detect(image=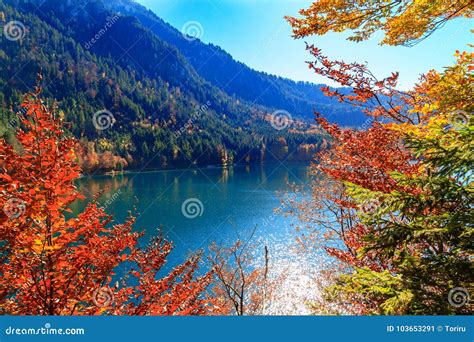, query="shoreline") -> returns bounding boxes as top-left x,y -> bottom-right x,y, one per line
78,160 -> 312,179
